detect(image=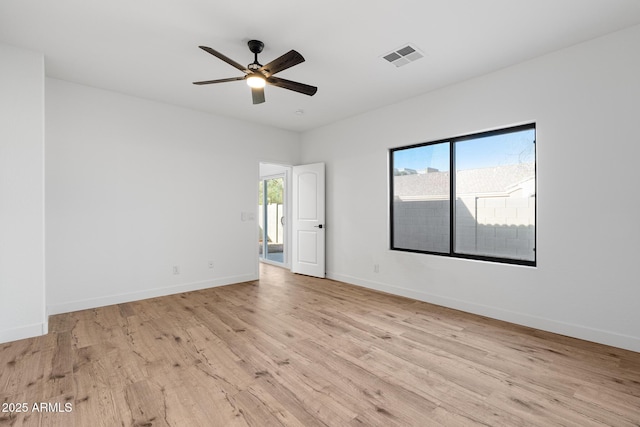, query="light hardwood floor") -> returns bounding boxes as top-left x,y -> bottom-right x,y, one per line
1,264 -> 640,426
